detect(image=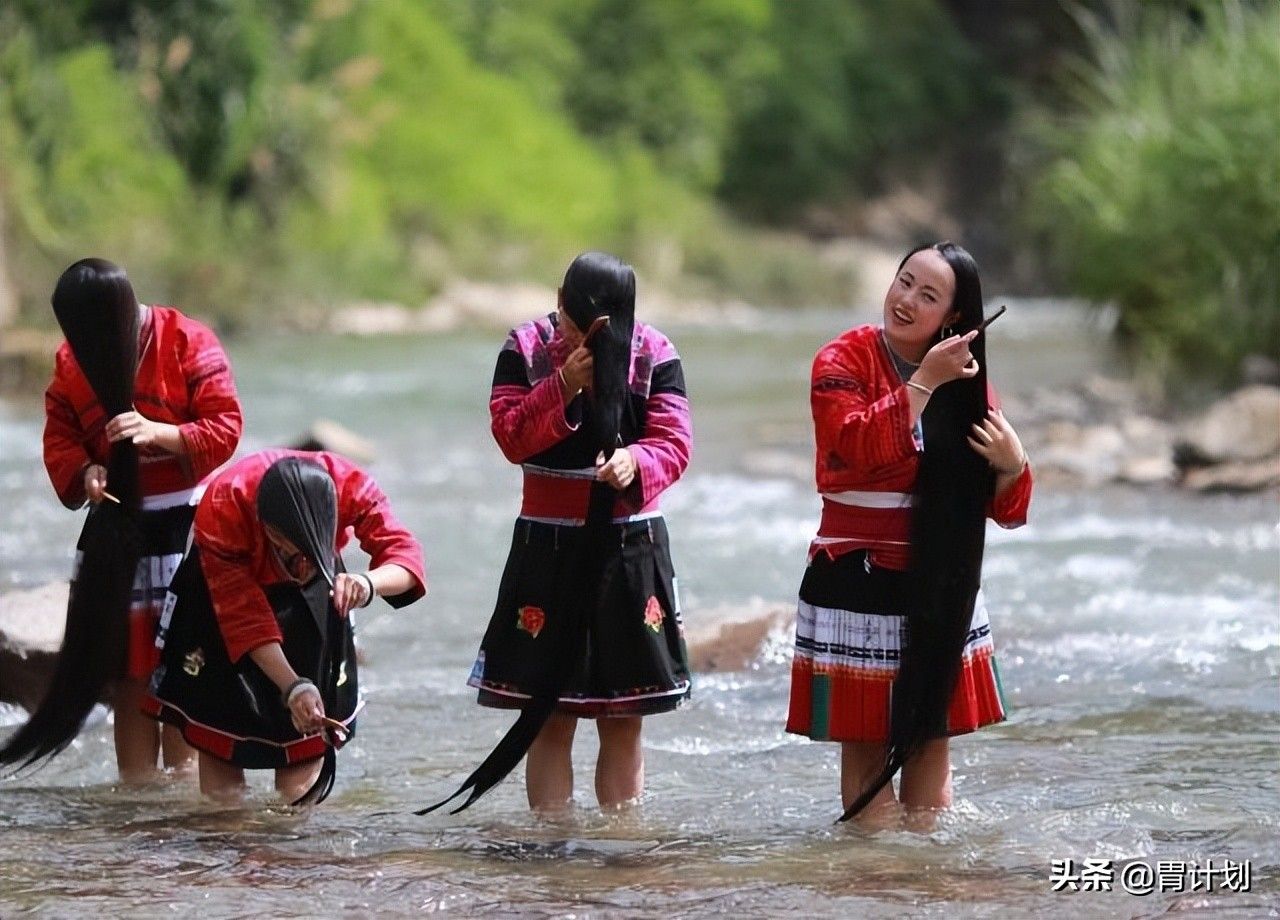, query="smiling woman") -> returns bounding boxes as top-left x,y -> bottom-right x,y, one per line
786,241 -> 1033,829
142,449 -> 427,805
